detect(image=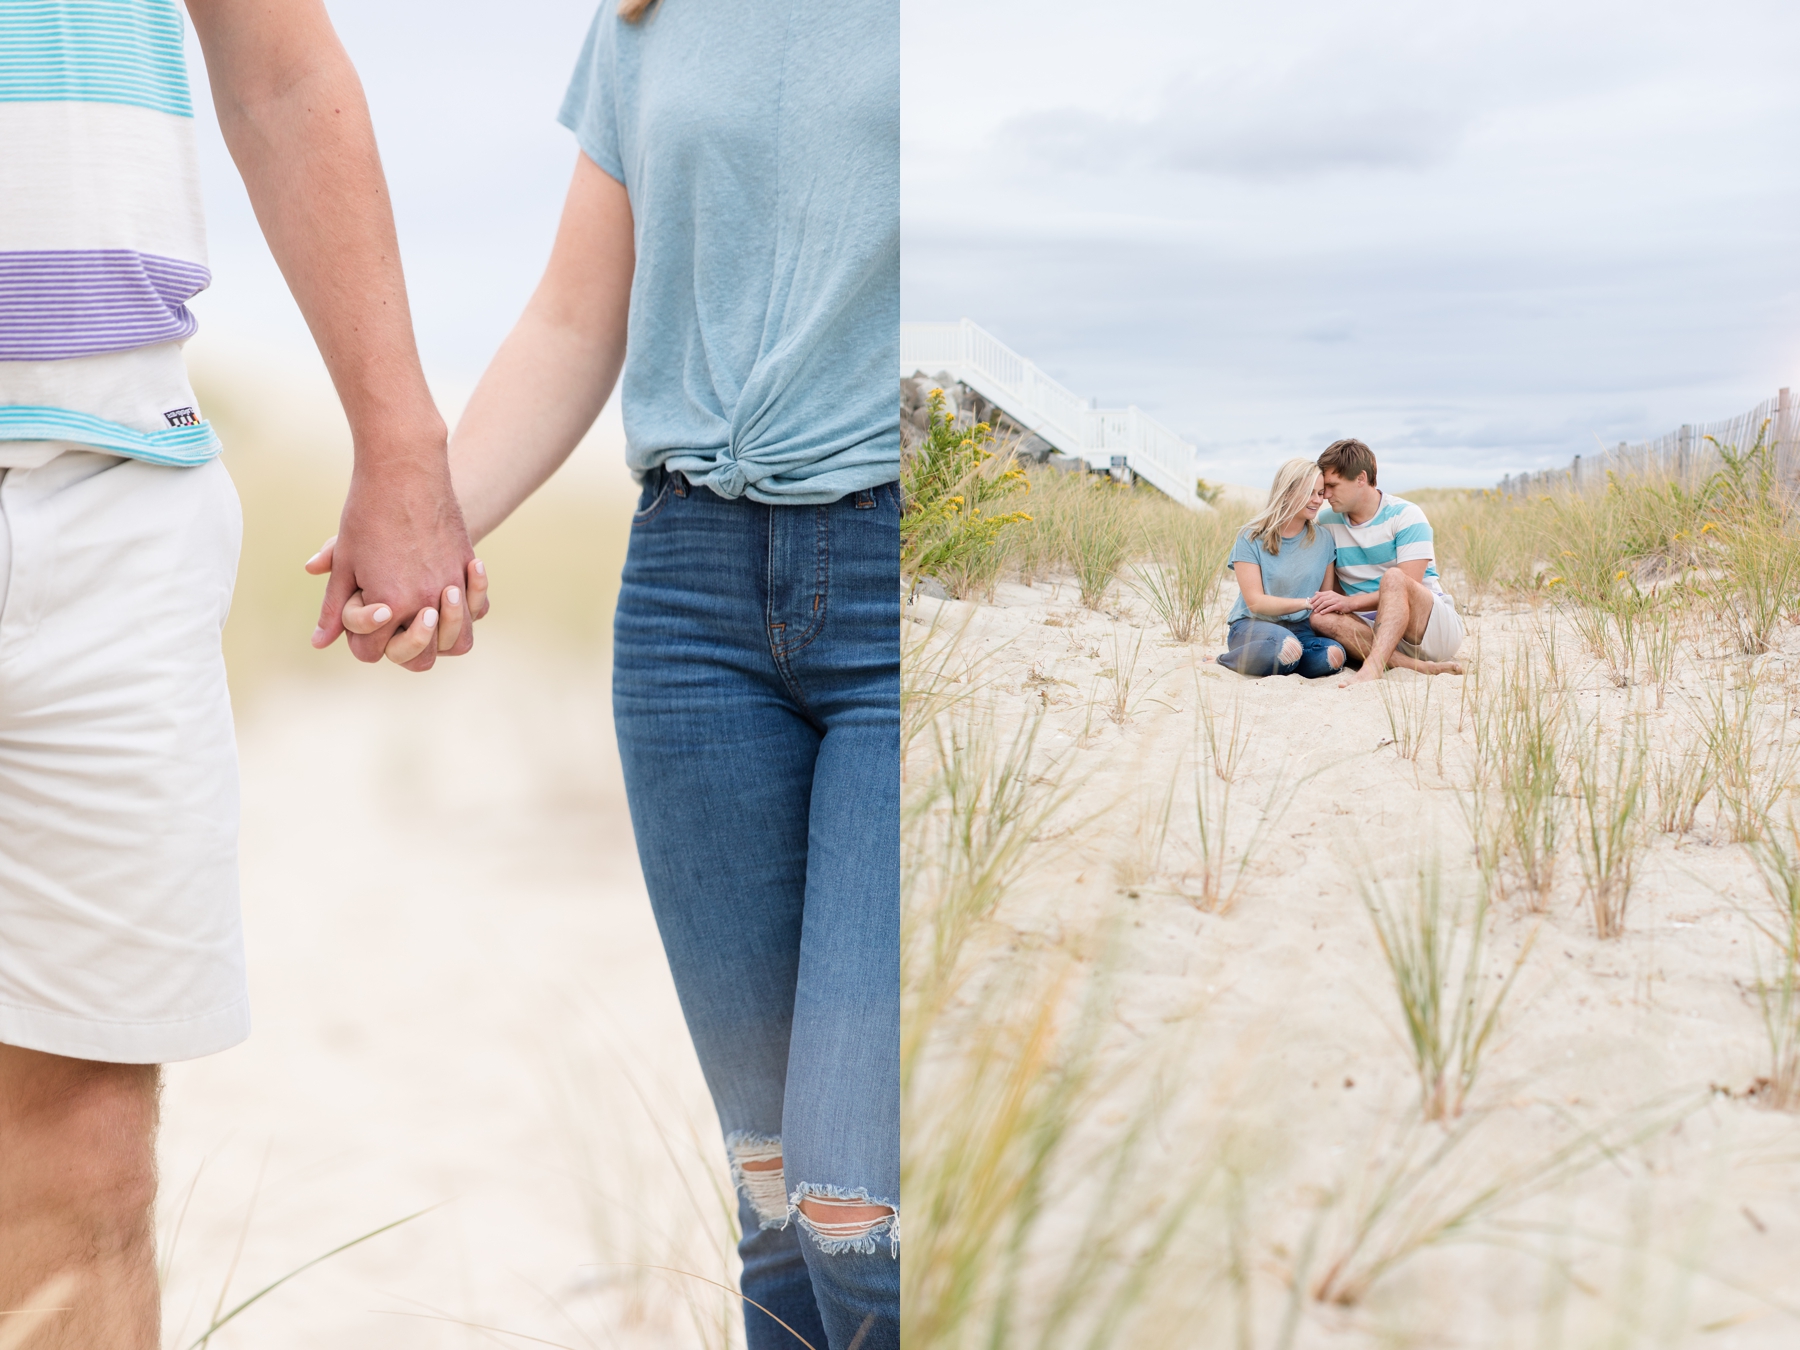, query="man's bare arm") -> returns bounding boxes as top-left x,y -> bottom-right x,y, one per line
1311,558 -> 1427,613
185,0 -> 472,669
